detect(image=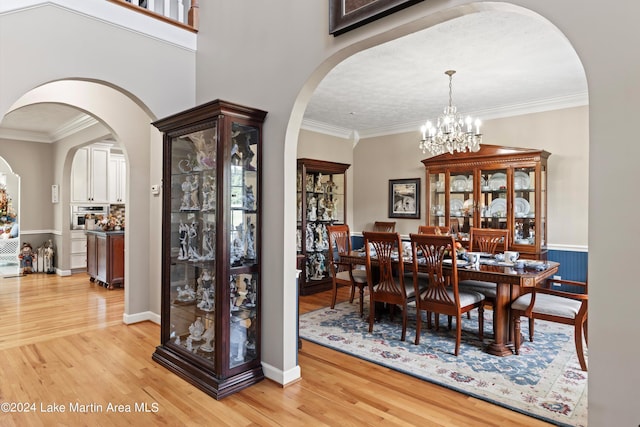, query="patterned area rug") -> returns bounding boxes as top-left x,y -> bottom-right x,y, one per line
299,301 -> 587,427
